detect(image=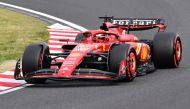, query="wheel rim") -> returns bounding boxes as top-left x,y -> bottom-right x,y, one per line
119,52 -> 136,80
174,39 -> 182,67
175,40 -> 181,61
129,52 -> 136,76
